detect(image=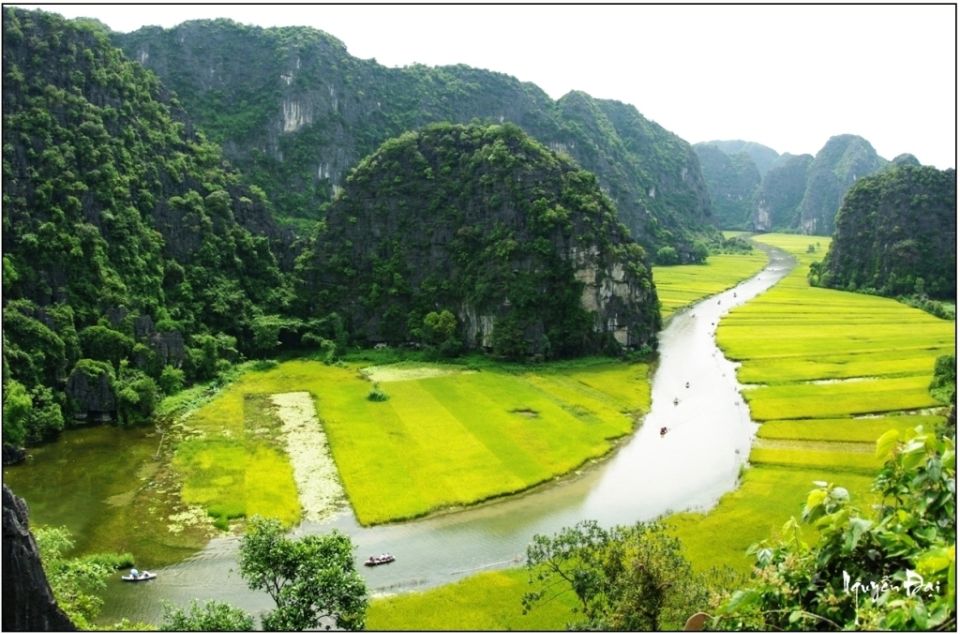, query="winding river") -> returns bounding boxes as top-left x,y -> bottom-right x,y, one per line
99,246 -> 794,624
